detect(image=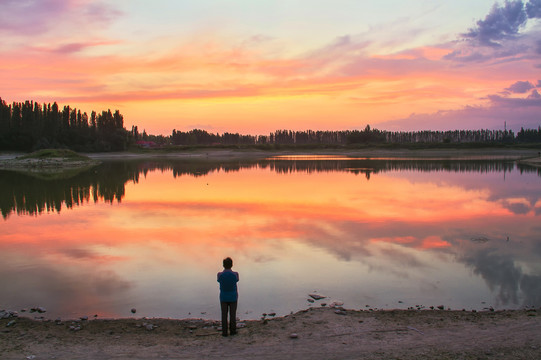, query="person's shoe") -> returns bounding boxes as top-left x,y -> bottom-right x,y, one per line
222,333 -> 228,337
